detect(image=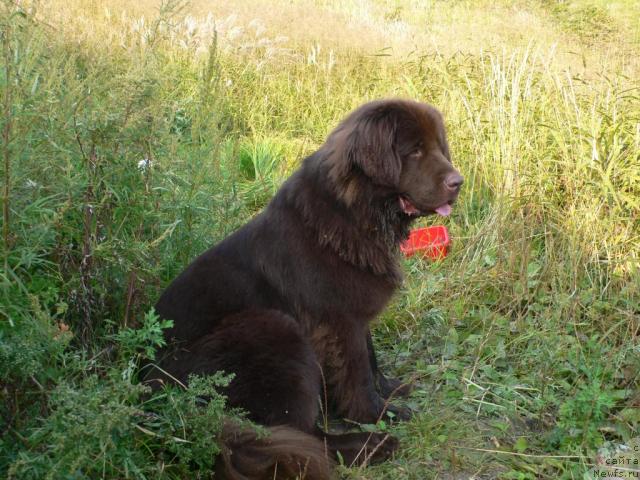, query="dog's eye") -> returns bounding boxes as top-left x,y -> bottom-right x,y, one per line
409,149 -> 423,159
